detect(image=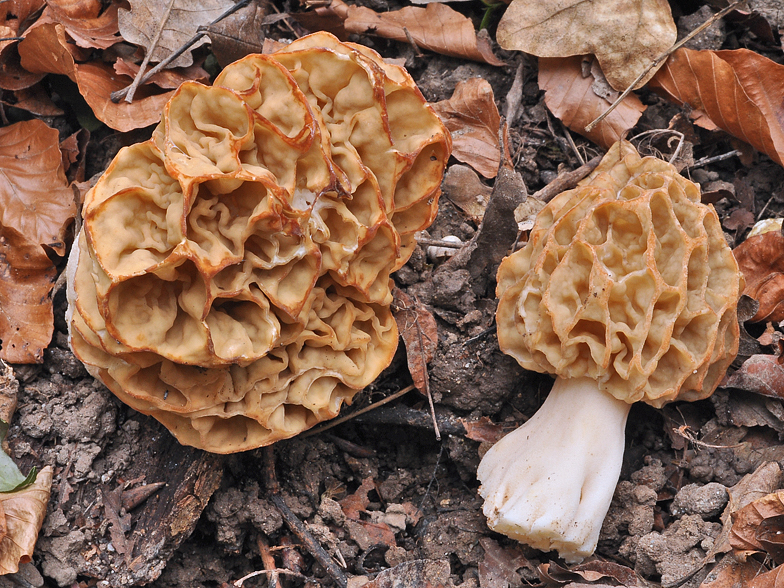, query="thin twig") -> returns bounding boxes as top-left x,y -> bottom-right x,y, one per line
402,27 -> 423,57
111,0 -> 251,103
125,0 -> 176,103
688,150 -> 740,169
532,154 -> 602,202
410,301 -> 440,441
233,568 -> 306,587
256,535 -> 279,588
561,123 -> 585,165
630,129 -> 685,164
263,447 -> 348,588
299,385 -> 416,438
0,37 -> 23,42
585,1 -> 741,133
415,237 -> 463,249
419,443 -> 445,510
